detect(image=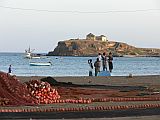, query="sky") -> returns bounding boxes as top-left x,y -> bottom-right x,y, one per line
0,0 -> 160,53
